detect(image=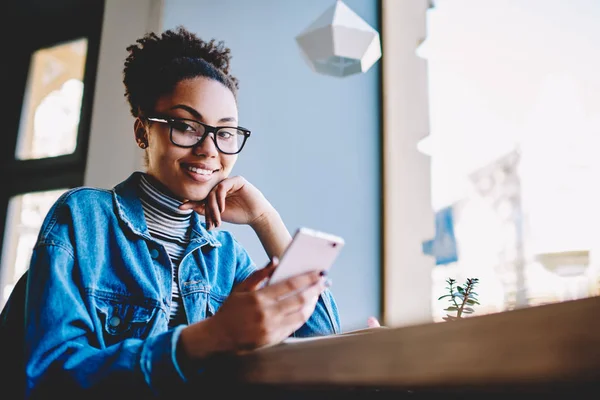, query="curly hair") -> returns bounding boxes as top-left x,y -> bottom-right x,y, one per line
123,25 -> 239,117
